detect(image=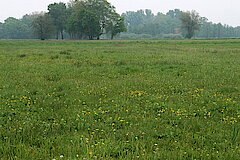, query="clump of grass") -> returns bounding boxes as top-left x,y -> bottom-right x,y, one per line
18,54 -> 27,58
50,55 -> 59,59
65,55 -> 73,59
59,50 -> 71,55
44,74 -> 61,82
232,125 -> 240,144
